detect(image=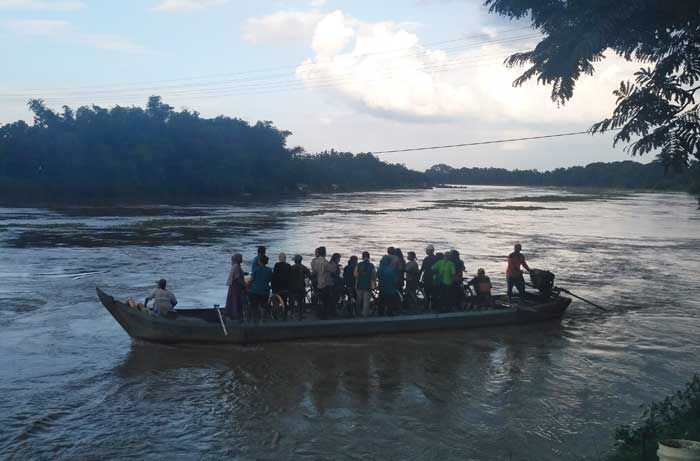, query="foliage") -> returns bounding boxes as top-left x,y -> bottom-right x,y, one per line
484,1 -> 700,182
0,97 -> 427,203
607,374 -> 700,461
425,160 -> 693,190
